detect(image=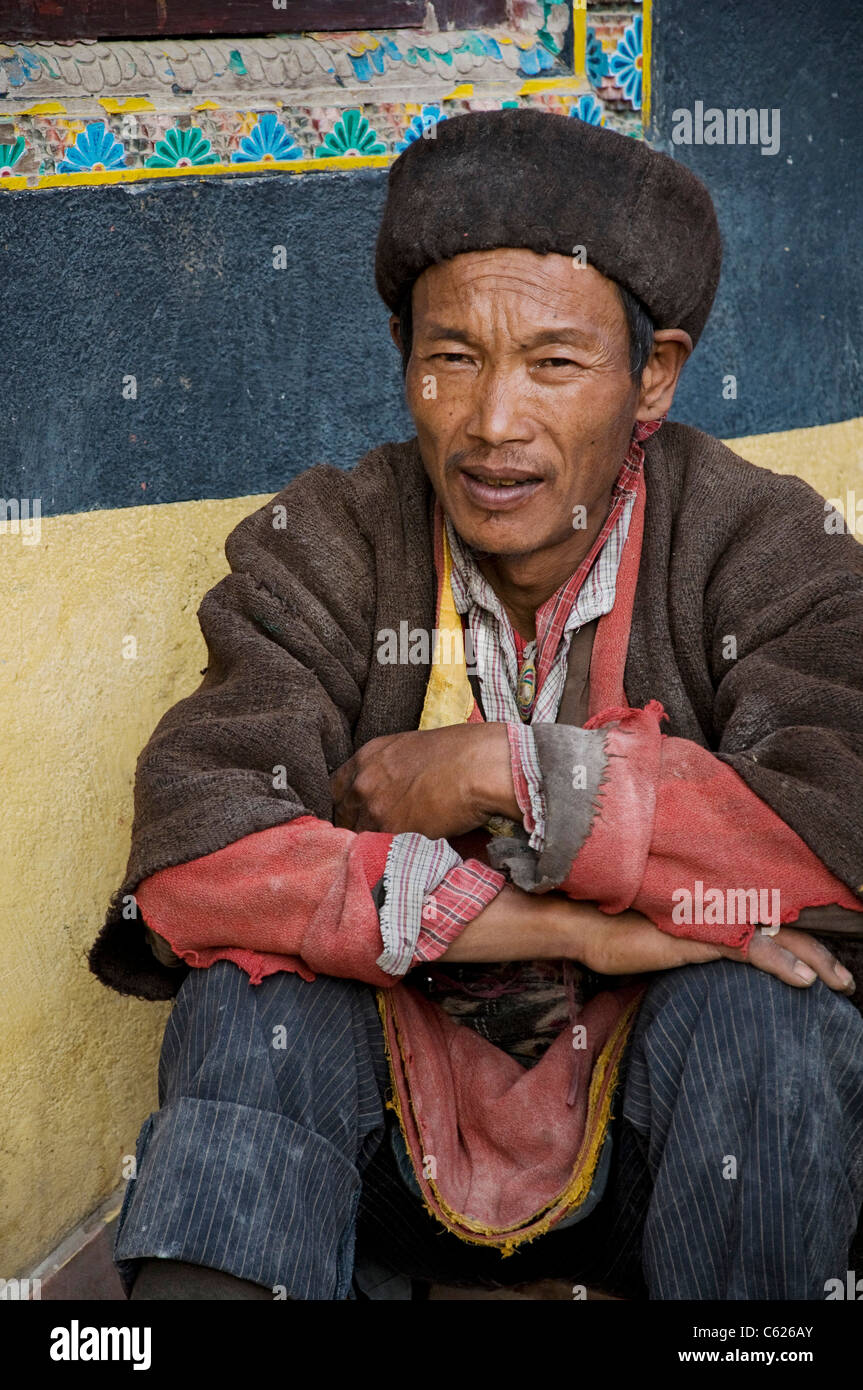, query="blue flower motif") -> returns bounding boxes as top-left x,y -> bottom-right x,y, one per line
517,42 -> 554,77
57,121 -> 126,173
349,46 -> 389,81
570,95 -> 604,127
586,27 -> 608,89
379,36 -> 402,62
395,104 -> 447,152
478,34 -> 502,60
609,14 -> 643,110
232,113 -> 301,163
